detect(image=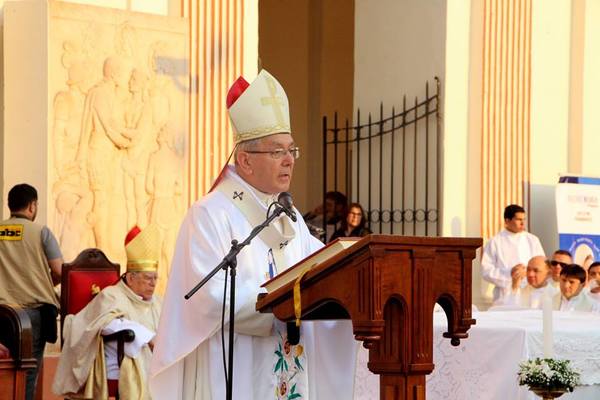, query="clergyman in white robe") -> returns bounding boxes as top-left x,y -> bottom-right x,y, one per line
494,282 -> 559,309
481,229 -> 545,301
150,166 -> 357,399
